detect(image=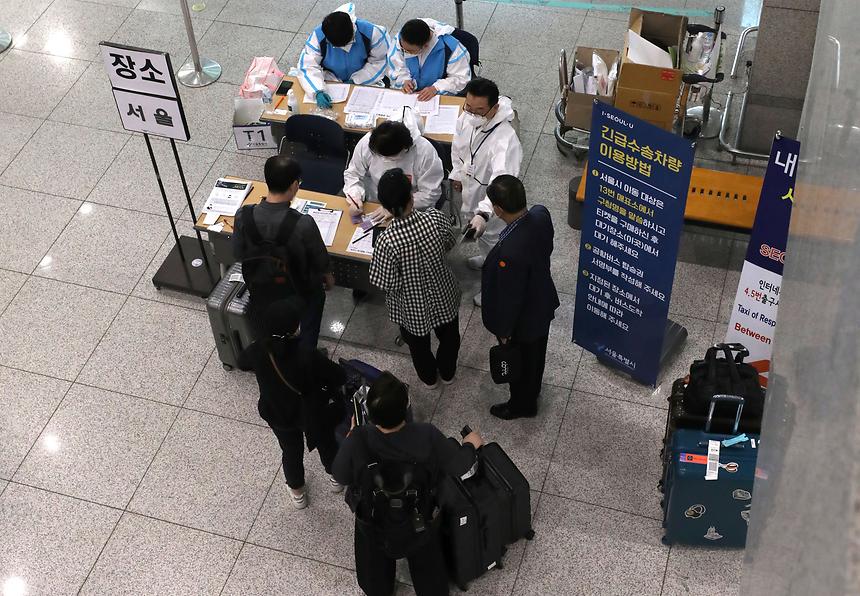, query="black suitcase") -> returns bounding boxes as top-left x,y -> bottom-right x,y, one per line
480,442 -> 535,545
206,263 -> 257,370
